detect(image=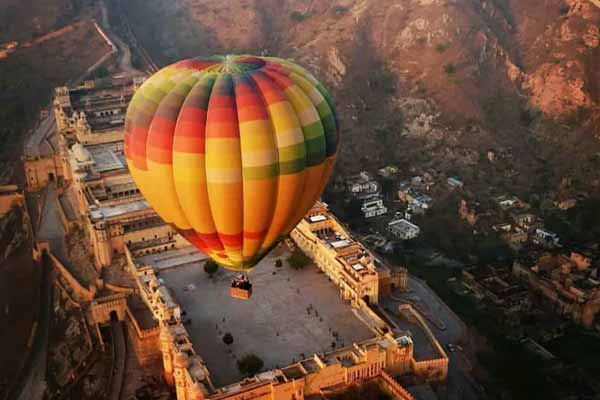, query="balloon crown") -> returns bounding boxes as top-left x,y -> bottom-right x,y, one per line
200,55 -> 266,74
